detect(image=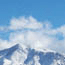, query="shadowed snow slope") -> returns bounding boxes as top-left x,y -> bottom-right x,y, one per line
0,44 -> 65,65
